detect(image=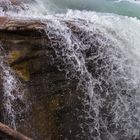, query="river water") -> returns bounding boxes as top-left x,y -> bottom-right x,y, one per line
1,0 -> 140,139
